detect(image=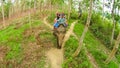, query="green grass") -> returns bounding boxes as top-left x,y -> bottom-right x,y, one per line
46,11 -> 120,68
73,21 -> 119,68
116,54 -> 120,63
0,15 -> 42,62
63,36 -> 93,68
1,9 -> 119,68
47,12 -> 56,25
0,10 -> 58,68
